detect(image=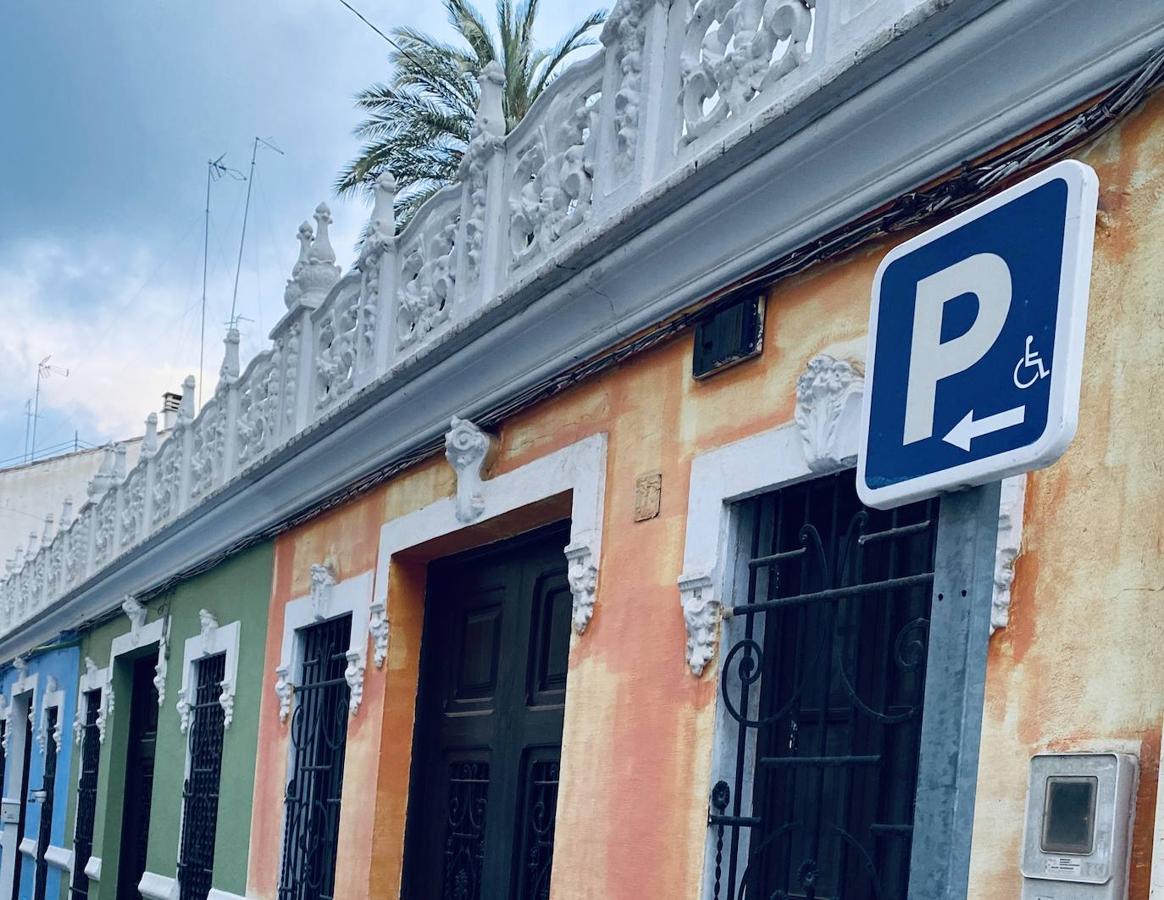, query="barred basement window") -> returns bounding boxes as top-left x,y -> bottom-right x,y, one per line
710,472 -> 939,900
277,614 -> 352,900
70,690 -> 101,900
177,653 -> 227,900
33,706 -> 59,900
